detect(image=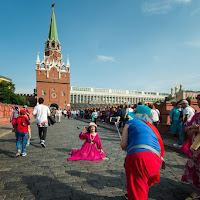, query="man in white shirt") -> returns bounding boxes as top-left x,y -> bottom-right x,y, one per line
33,98 -> 50,147
63,109 -> 67,119
124,102 -> 134,120
174,100 -> 195,148
76,110 -> 80,120
149,104 -> 160,127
